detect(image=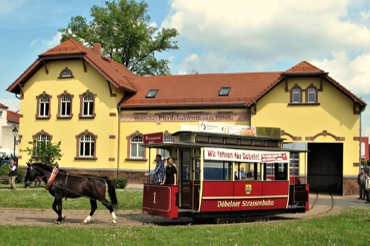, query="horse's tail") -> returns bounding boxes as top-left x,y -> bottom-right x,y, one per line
104,177 -> 118,206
